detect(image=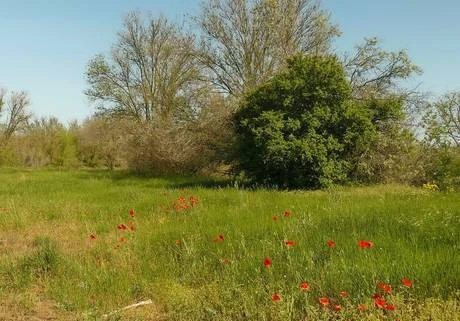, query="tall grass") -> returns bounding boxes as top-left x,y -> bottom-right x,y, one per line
0,169 -> 458,320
